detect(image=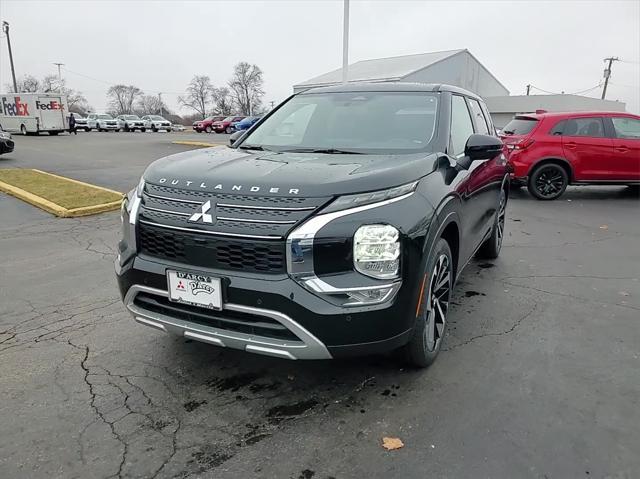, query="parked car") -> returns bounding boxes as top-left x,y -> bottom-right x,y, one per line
116,83 -> 510,368
86,113 -> 119,131
141,115 -> 172,132
502,111 -> 640,200
72,113 -> 88,131
172,124 -> 186,132
233,115 -> 262,131
193,116 -> 225,133
0,127 -> 14,154
211,115 -> 245,134
117,115 -> 146,132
